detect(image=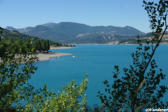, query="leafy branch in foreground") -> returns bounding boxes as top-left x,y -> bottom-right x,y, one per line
98,0 -> 168,111
0,26 -> 87,111
22,74 -> 88,112
0,40 -> 37,111
0,37 -> 88,111
98,43 -> 167,111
